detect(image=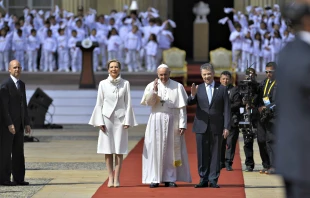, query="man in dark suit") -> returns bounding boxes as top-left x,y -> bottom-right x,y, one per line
257,62 -> 277,175
188,63 -> 230,188
276,2 -> 310,196
219,71 -> 241,171
0,60 -> 31,186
